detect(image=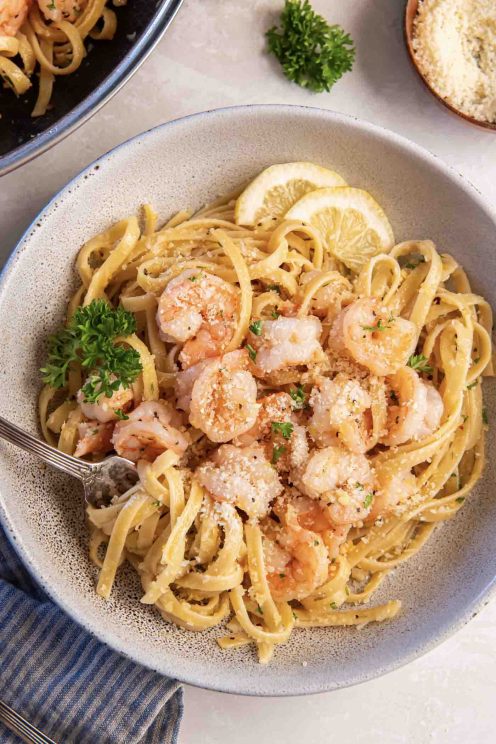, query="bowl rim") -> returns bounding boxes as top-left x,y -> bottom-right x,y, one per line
1,103 -> 496,696
0,0 -> 183,177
